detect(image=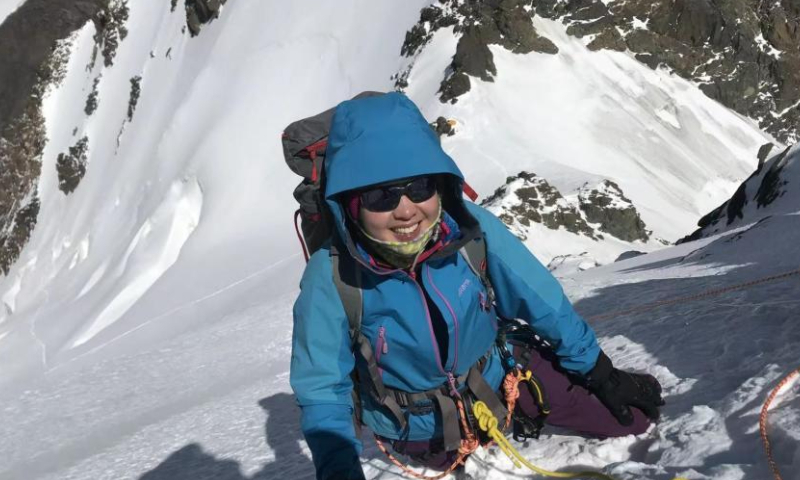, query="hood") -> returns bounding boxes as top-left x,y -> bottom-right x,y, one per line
323,93 -> 479,265
324,92 -> 463,199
